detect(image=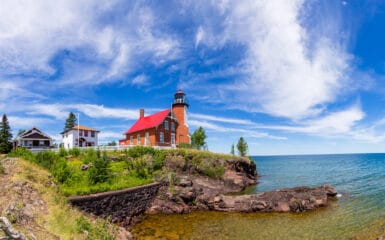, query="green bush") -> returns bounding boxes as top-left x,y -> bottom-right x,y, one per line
8,147 -> 35,162
76,216 -> 115,240
178,143 -> 193,149
51,158 -> 72,184
82,148 -> 98,164
127,146 -> 156,158
68,147 -> 81,157
57,147 -> 68,157
88,152 -> 111,184
35,151 -> 58,169
0,161 -> 4,174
